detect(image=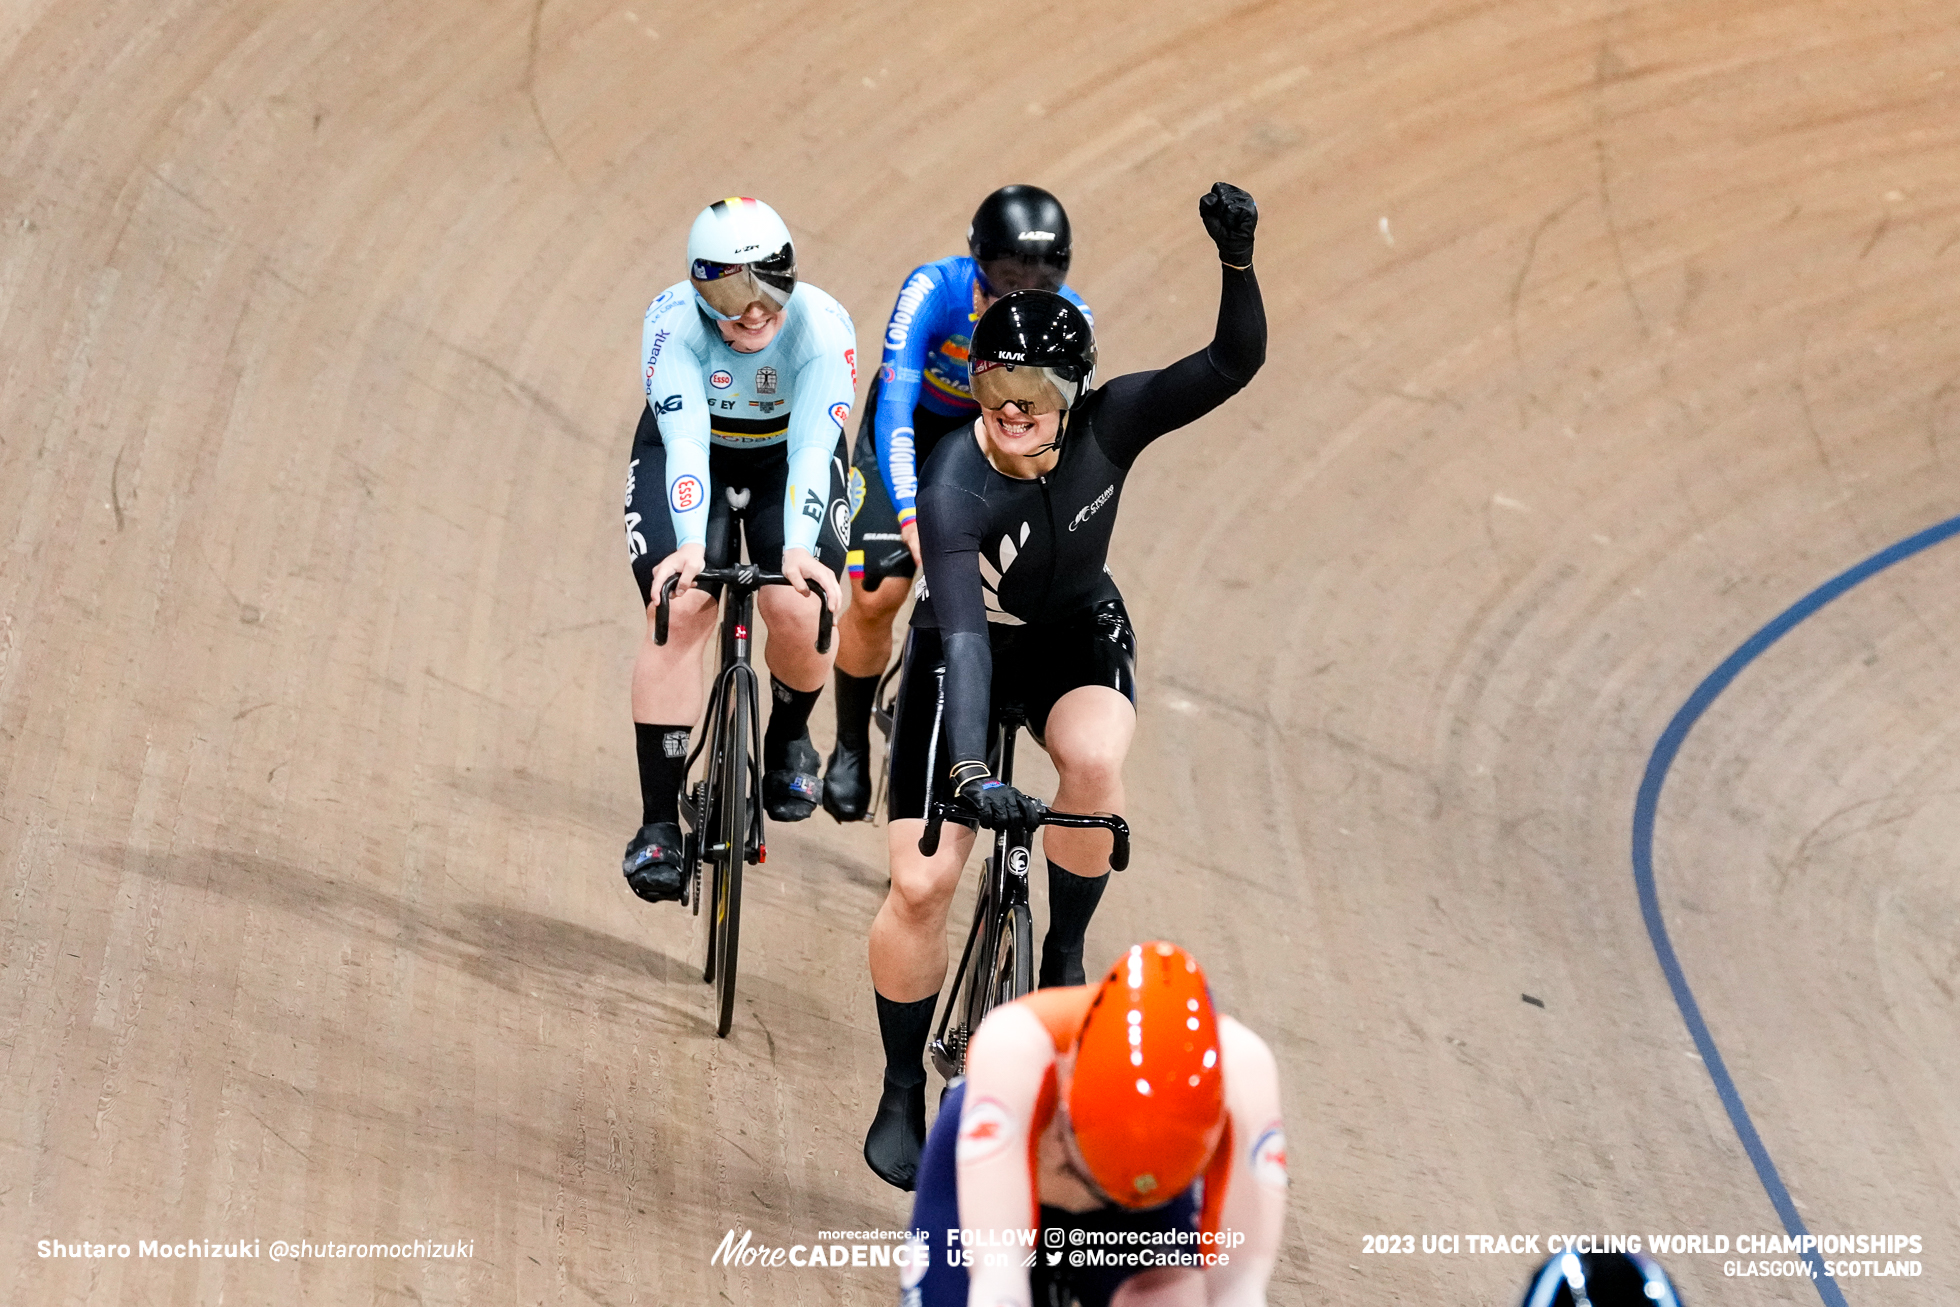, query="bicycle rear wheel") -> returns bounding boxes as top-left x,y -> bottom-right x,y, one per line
712,673 -> 750,1038
980,898 -> 1031,1015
